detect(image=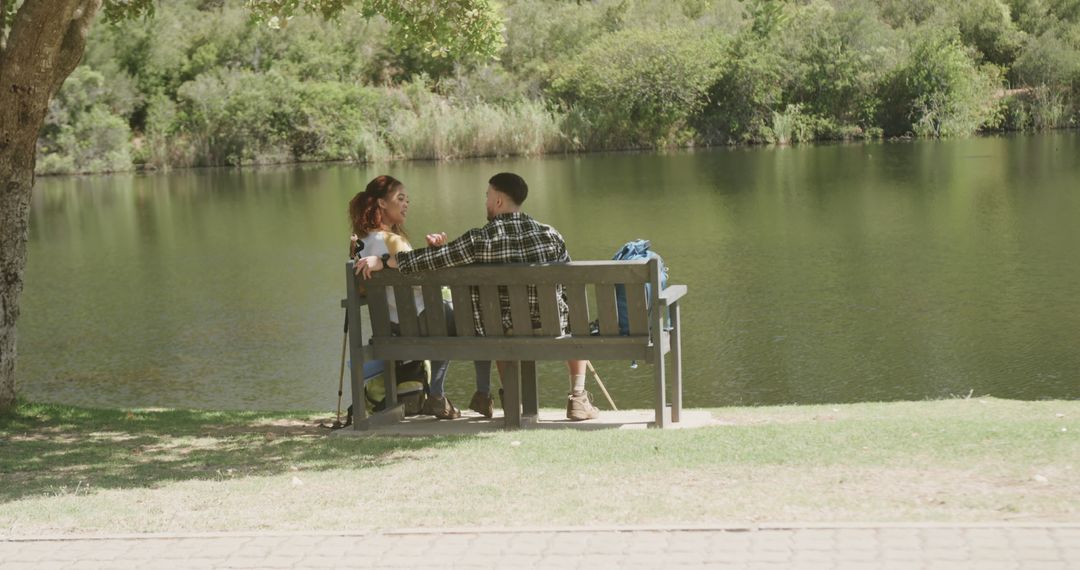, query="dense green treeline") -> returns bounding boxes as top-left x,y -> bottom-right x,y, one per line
36,0 -> 1080,174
